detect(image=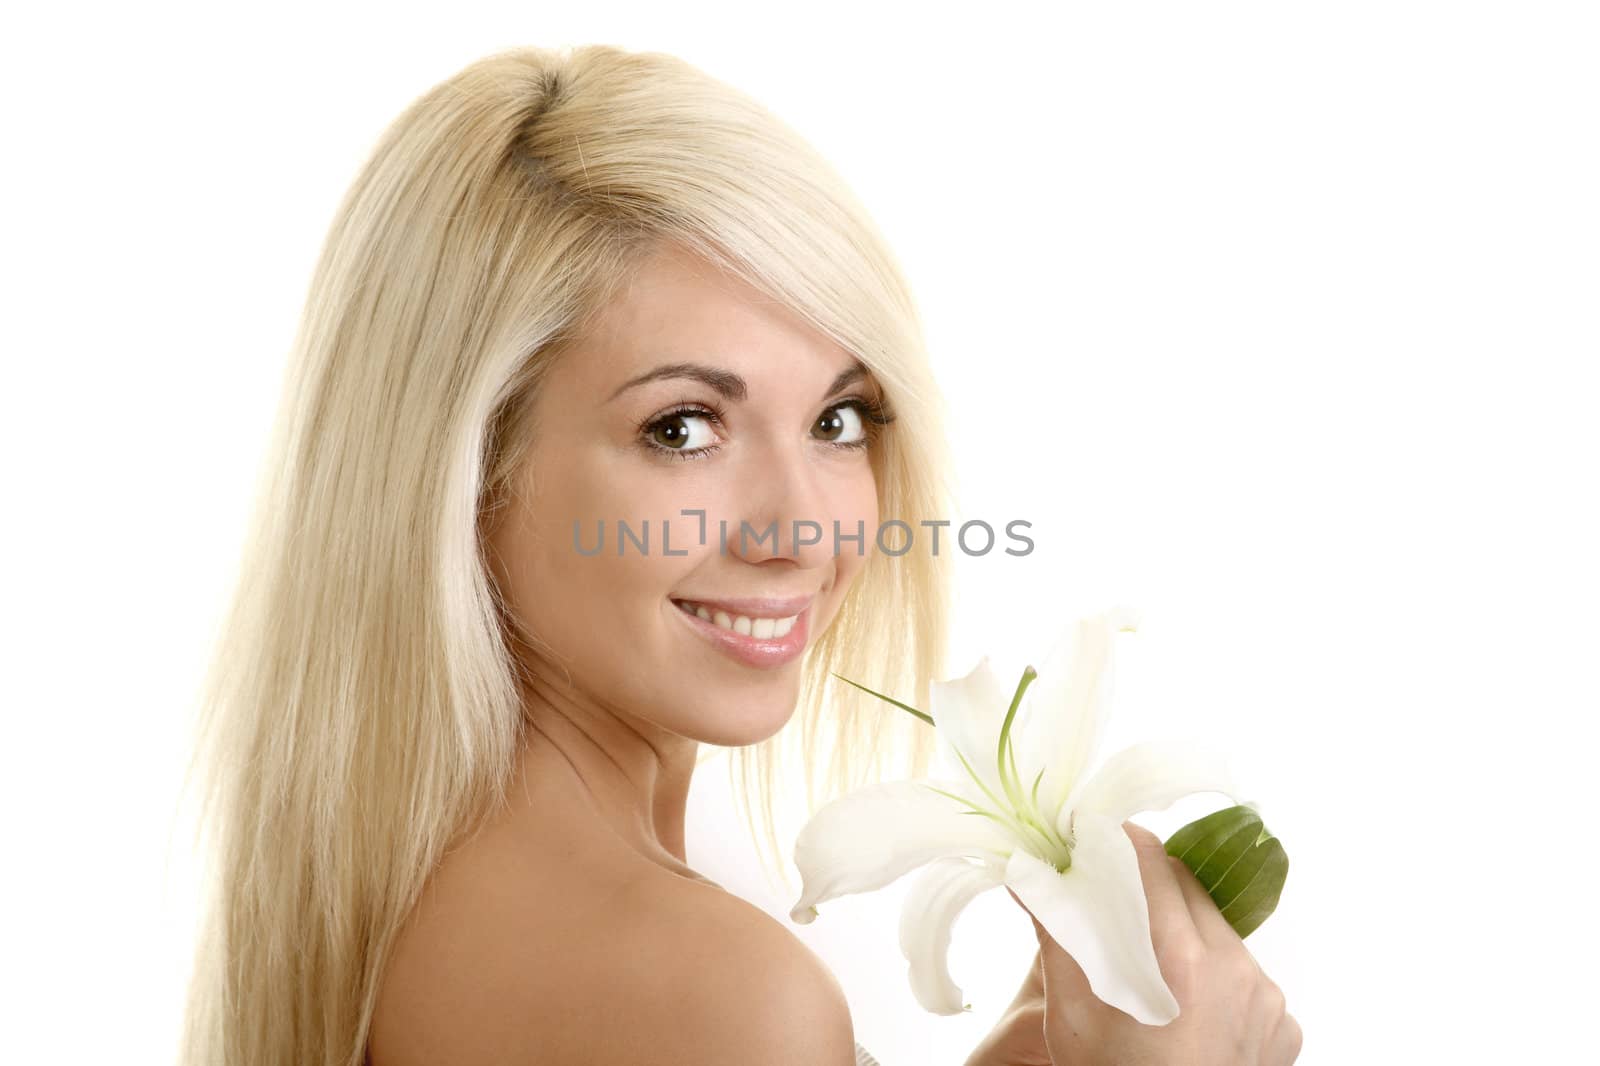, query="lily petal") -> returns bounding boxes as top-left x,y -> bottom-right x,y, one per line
928,654 -> 1038,802
790,780 -> 1014,924
898,856 -> 1007,1014
1004,811 -> 1180,1026
1064,739 -> 1239,828
1025,608 -> 1142,822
